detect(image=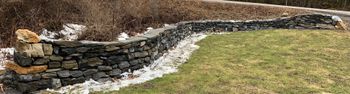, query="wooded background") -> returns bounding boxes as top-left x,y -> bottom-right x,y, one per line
231,0 -> 350,11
